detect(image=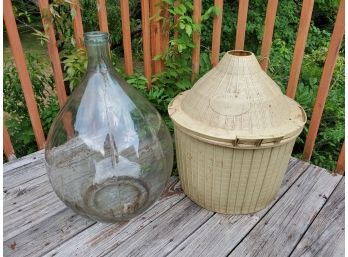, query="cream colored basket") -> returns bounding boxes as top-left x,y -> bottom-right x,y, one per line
169,50 -> 306,214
